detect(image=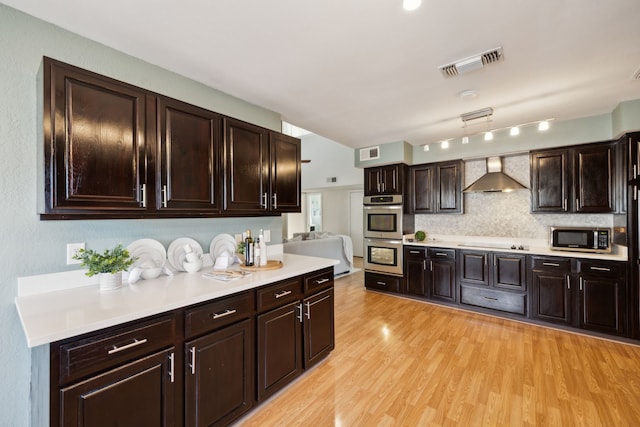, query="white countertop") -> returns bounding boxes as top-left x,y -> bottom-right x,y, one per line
15,253 -> 337,348
402,234 -> 628,262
